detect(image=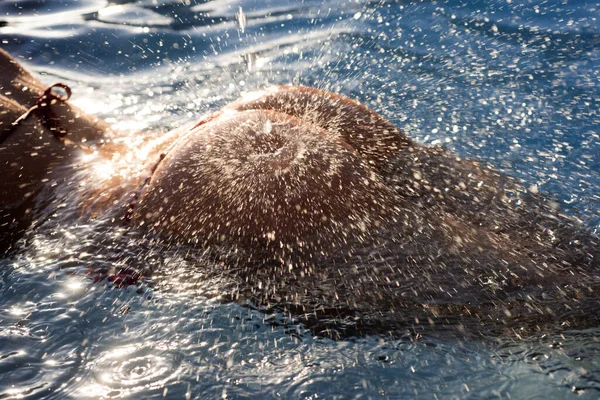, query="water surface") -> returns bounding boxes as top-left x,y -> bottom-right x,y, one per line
1,0 -> 600,398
